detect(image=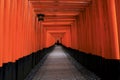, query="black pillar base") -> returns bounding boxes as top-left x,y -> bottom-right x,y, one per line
102,60 -> 120,80
32,53 -> 36,68
3,62 -> 16,80
23,55 -> 32,78
0,67 -> 3,80
16,59 -> 24,80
